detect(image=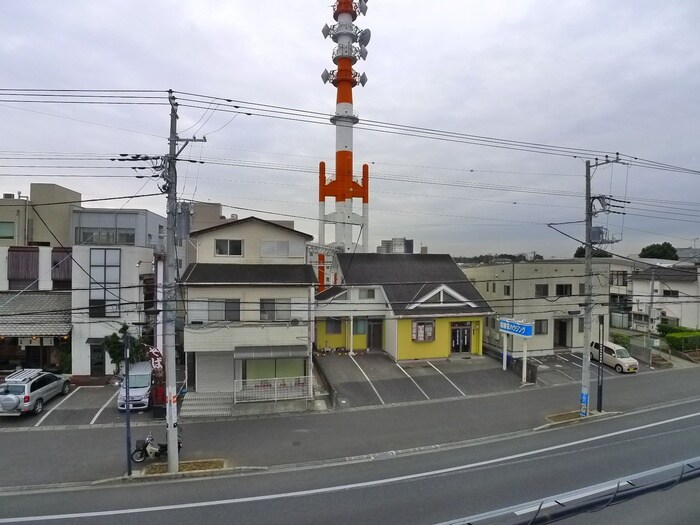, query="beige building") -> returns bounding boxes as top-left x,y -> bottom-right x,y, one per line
464,259 -> 610,356
181,217 -> 316,402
